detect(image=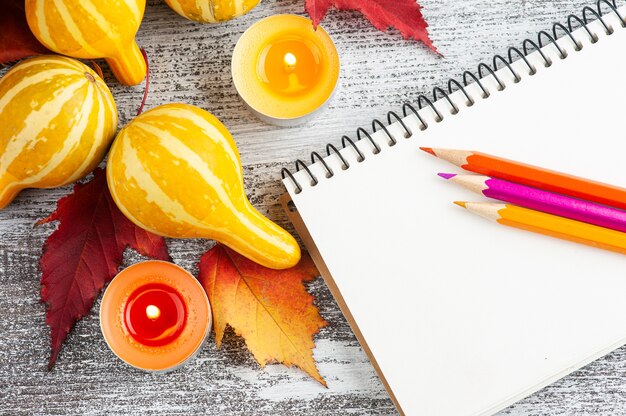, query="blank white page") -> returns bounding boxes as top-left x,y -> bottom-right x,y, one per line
284,7 -> 626,416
